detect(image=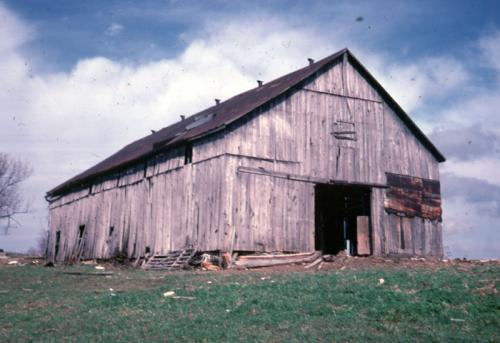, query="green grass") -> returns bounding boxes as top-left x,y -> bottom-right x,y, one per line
0,263 -> 498,342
